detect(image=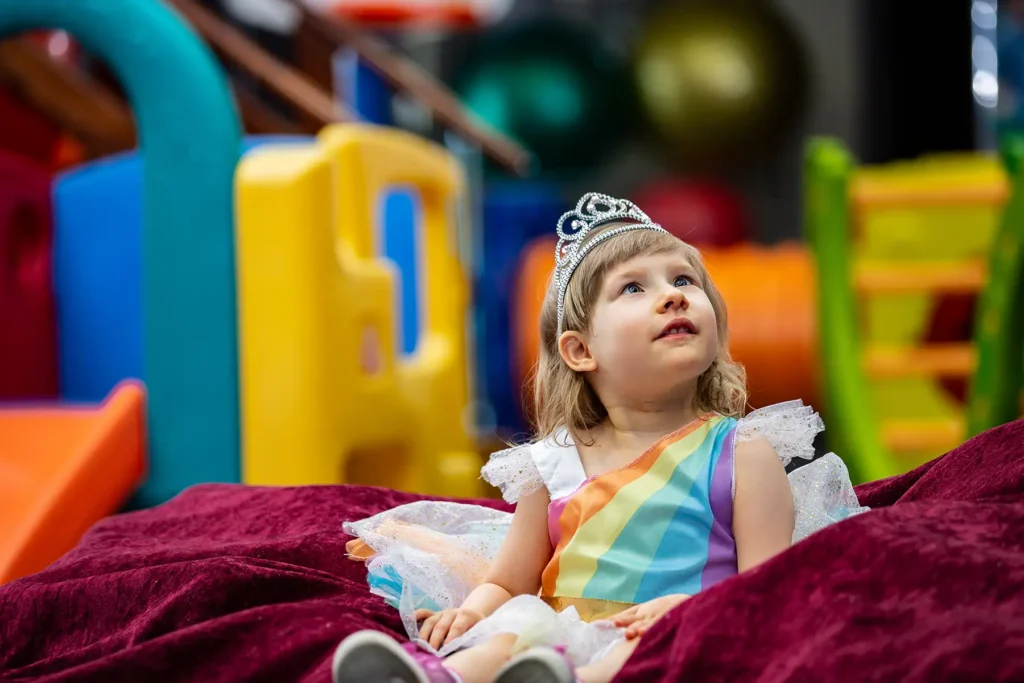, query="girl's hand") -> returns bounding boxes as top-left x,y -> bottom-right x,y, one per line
415,608 -> 485,649
608,594 -> 690,640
